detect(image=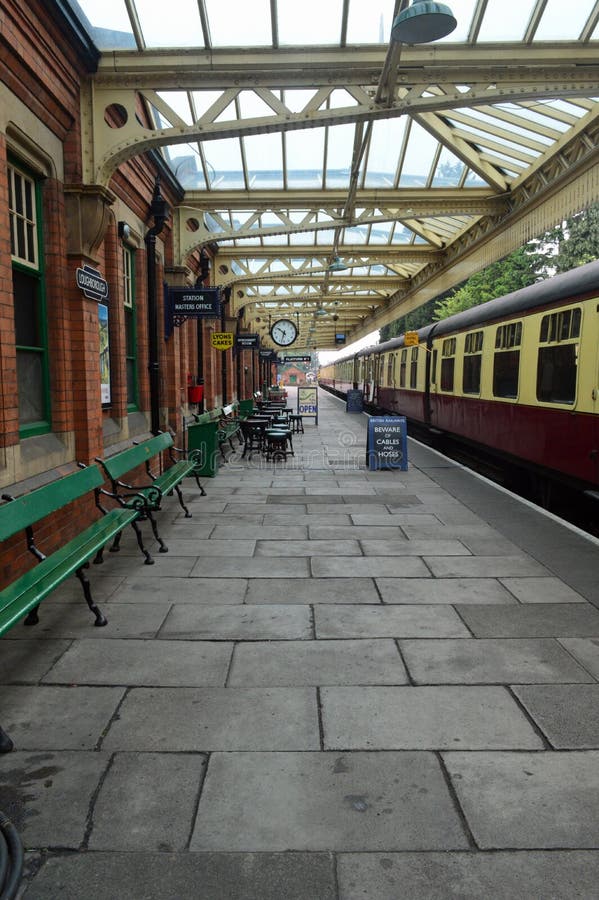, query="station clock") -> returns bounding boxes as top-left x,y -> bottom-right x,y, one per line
269,318 -> 298,347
